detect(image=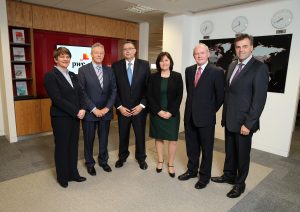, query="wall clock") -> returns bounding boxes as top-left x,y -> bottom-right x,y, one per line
232,16 -> 248,33
200,20 -> 213,35
271,9 -> 293,29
